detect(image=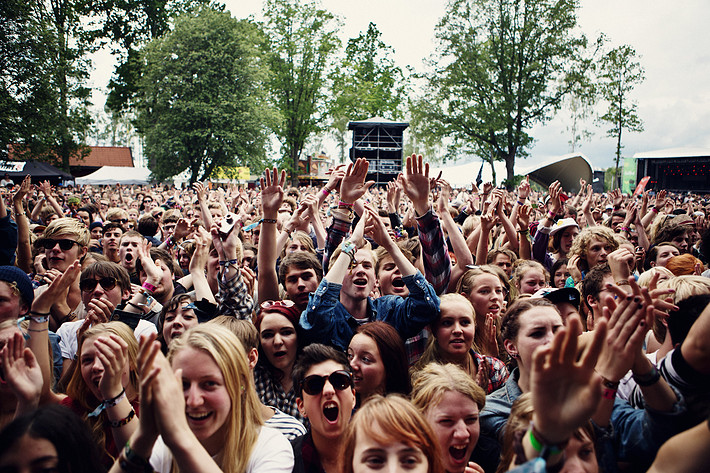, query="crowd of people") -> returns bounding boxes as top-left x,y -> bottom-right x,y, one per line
0,154 -> 710,473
